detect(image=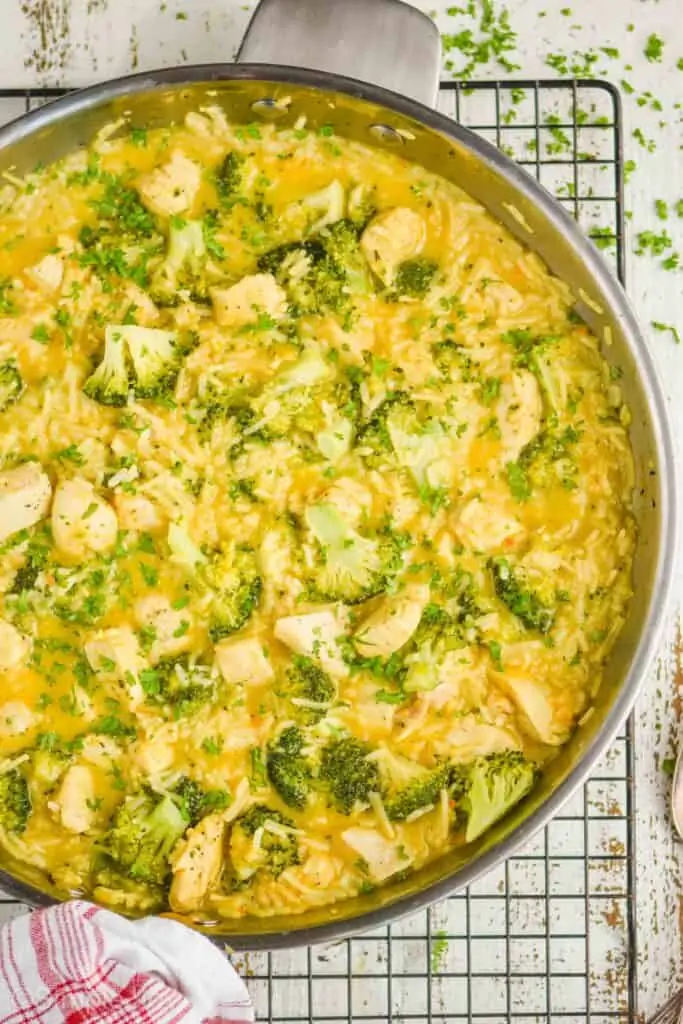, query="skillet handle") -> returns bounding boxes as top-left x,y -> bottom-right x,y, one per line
236,0 -> 441,109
